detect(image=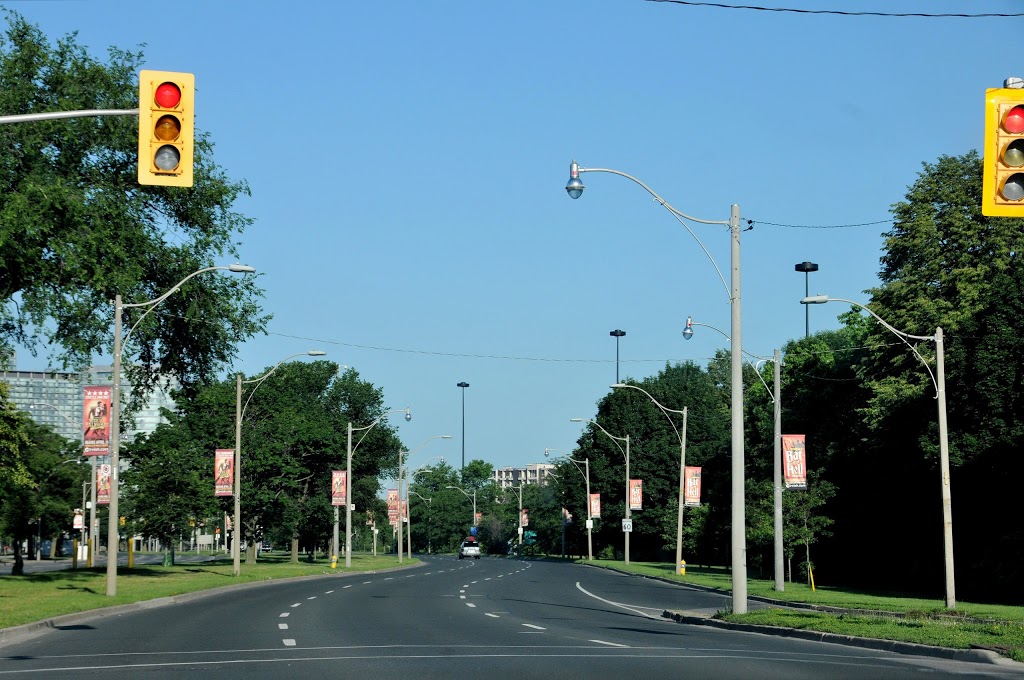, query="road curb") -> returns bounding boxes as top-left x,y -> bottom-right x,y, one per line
0,560 -> 423,649
661,610 -> 1023,668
